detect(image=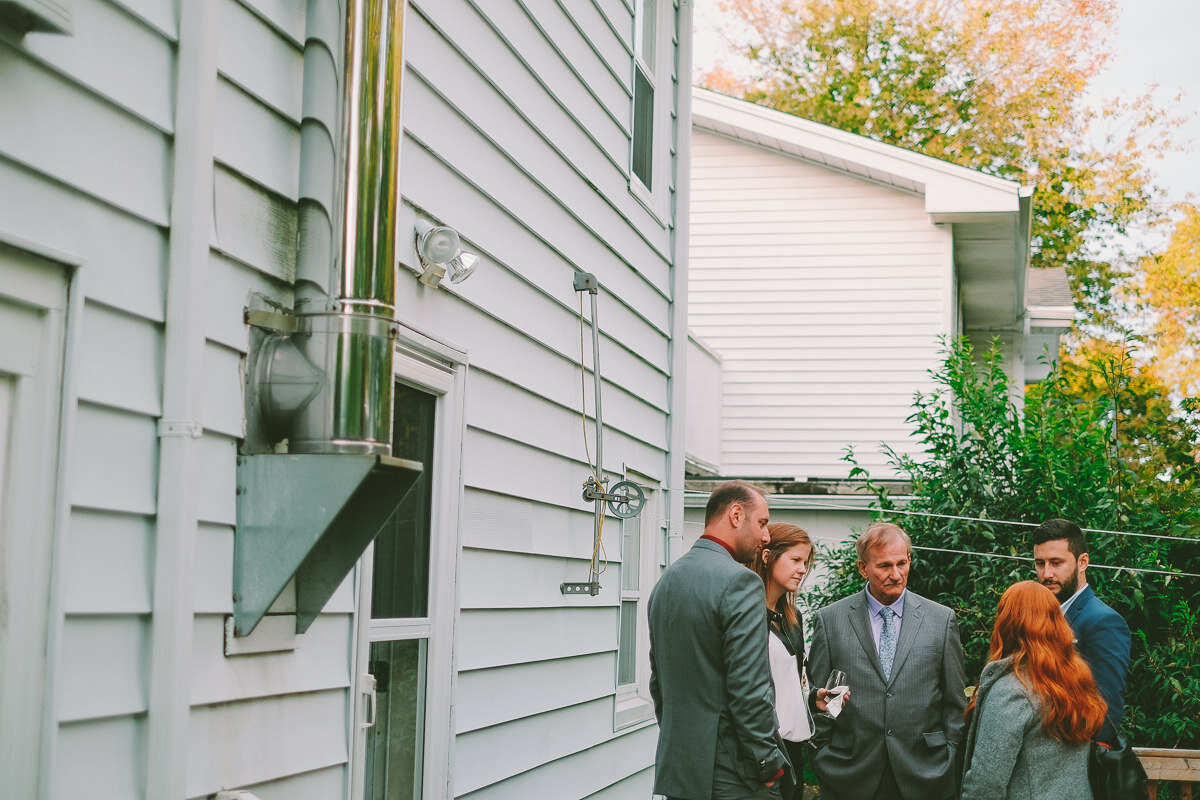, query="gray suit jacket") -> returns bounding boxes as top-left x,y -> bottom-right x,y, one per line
649,538 -> 789,799
808,589 -> 967,800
